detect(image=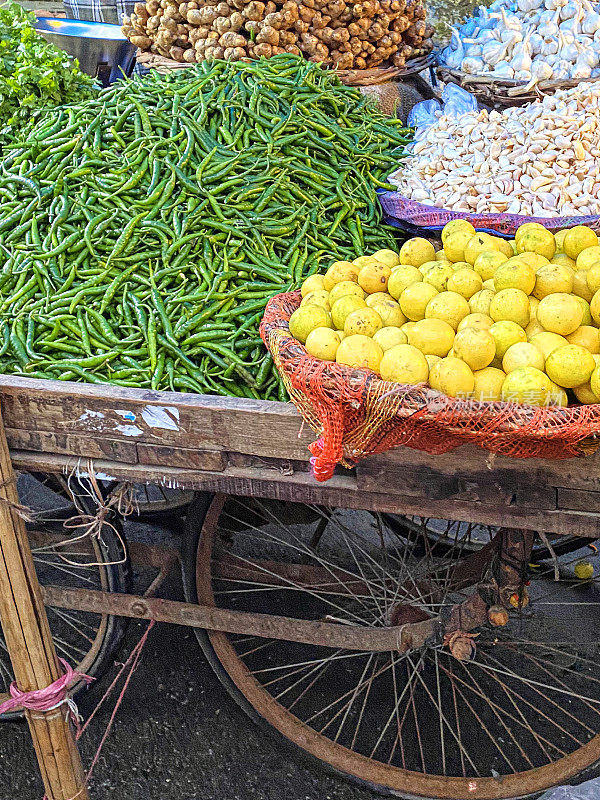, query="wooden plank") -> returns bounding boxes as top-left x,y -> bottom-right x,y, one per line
9,450 -> 600,538
557,487 -> 600,513
5,428 -> 138,464
0,375 -> 314,461
137,443 -> 226,472
356,444 -> 600,494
